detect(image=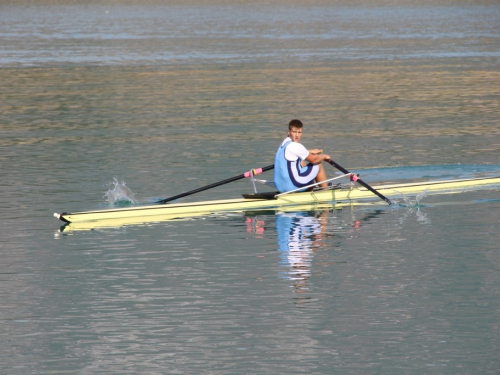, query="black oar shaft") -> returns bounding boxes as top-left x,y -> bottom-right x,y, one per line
327,159 -> 392,204
158,164 -> 274,204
